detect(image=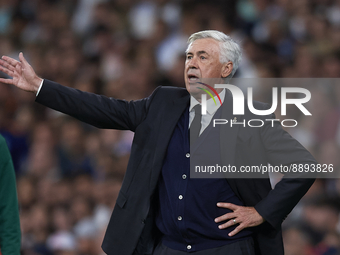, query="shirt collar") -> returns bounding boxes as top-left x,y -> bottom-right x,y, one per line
189,89 -> 225,115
